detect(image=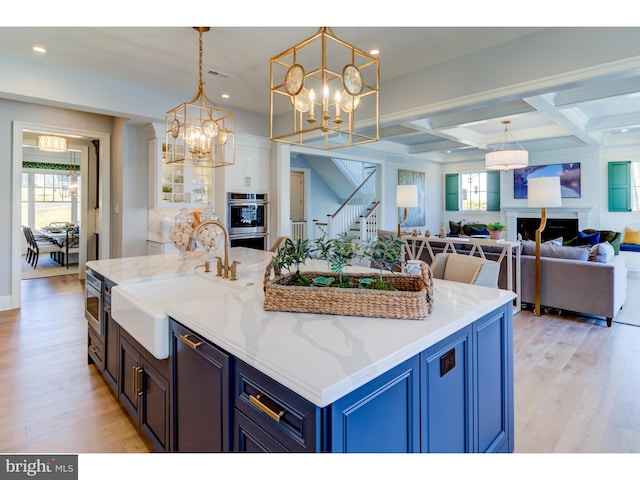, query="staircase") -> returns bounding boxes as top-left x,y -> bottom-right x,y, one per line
313,166 -> 380,242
